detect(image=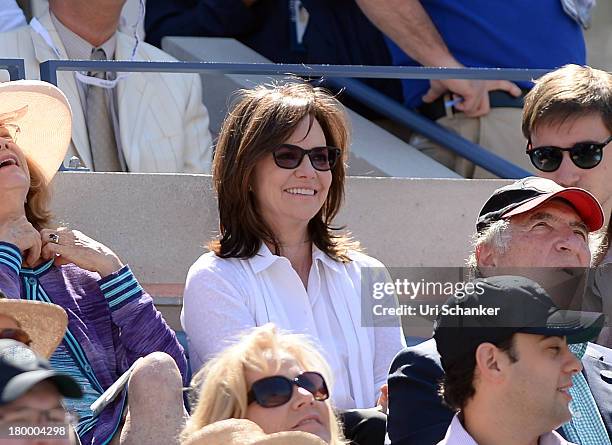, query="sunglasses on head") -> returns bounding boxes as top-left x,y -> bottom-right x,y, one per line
526,135 -> 612,172
0,328 -> 32,346
247,371 -> 329,408
272,144 -> 341,172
